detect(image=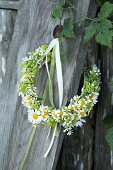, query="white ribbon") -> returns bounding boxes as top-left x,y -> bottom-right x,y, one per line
45,38 -> 63,107
44,38 -> 63,158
